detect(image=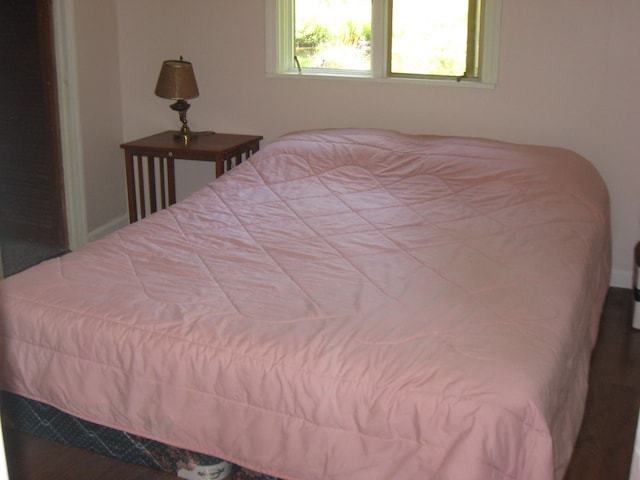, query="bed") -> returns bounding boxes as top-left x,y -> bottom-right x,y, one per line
0,128 -> 611,479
